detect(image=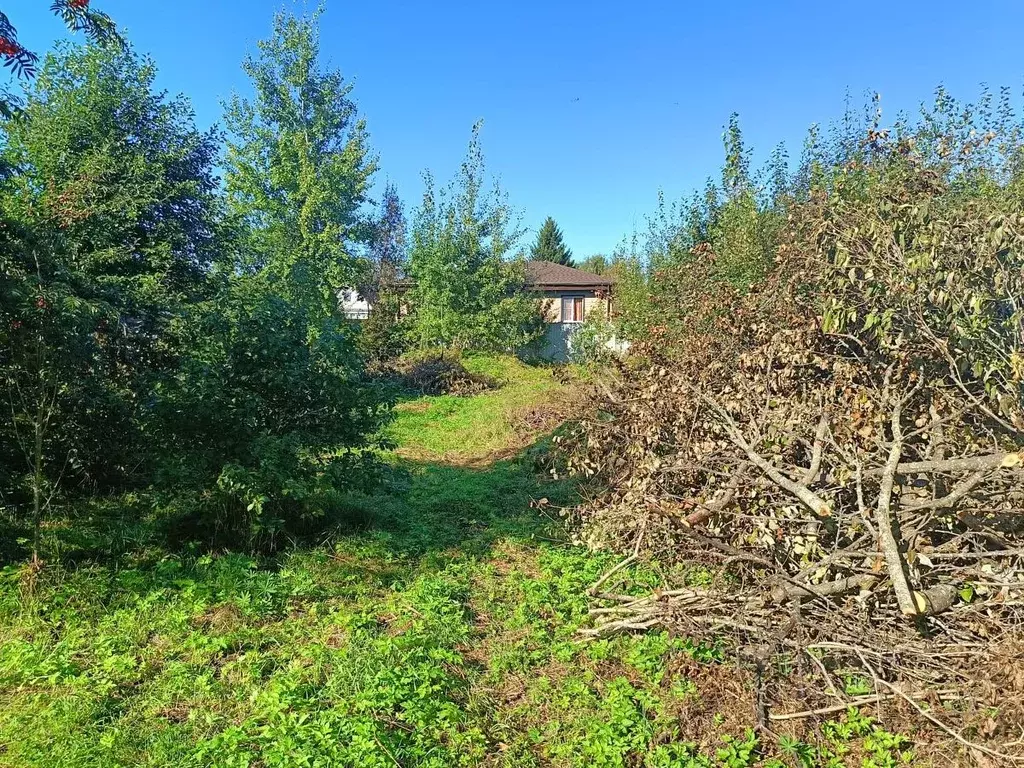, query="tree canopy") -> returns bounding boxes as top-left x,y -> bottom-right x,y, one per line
224,8 -> 375,324
0,41 -> 224,554
1,2 -> 120,117
0,9 -> 390,553
408,123 -> 542,352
